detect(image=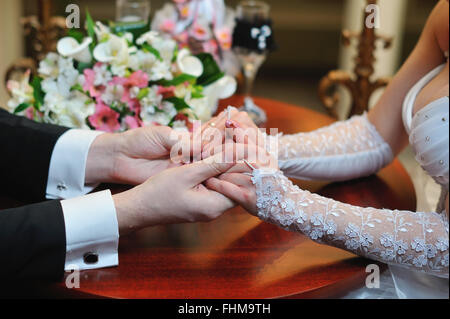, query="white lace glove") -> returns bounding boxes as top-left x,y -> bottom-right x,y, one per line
252,169 -> 449,278
273,113 -> 394,181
